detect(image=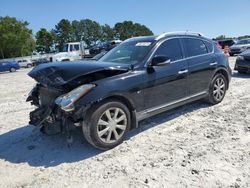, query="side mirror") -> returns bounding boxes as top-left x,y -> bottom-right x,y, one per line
150,55 -> 171,66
